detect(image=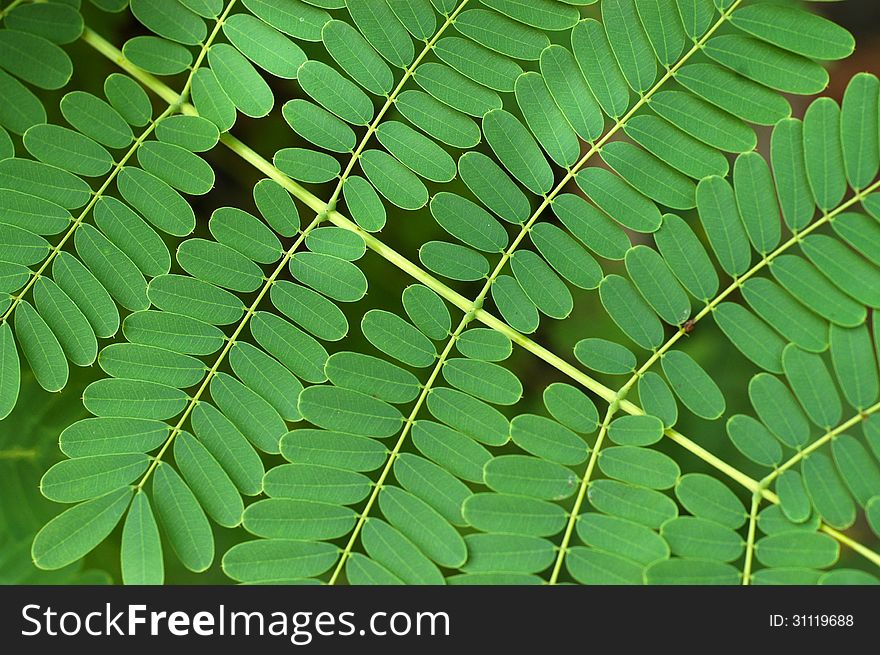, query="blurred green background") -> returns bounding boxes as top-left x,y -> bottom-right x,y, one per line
1,0 -> 878,584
